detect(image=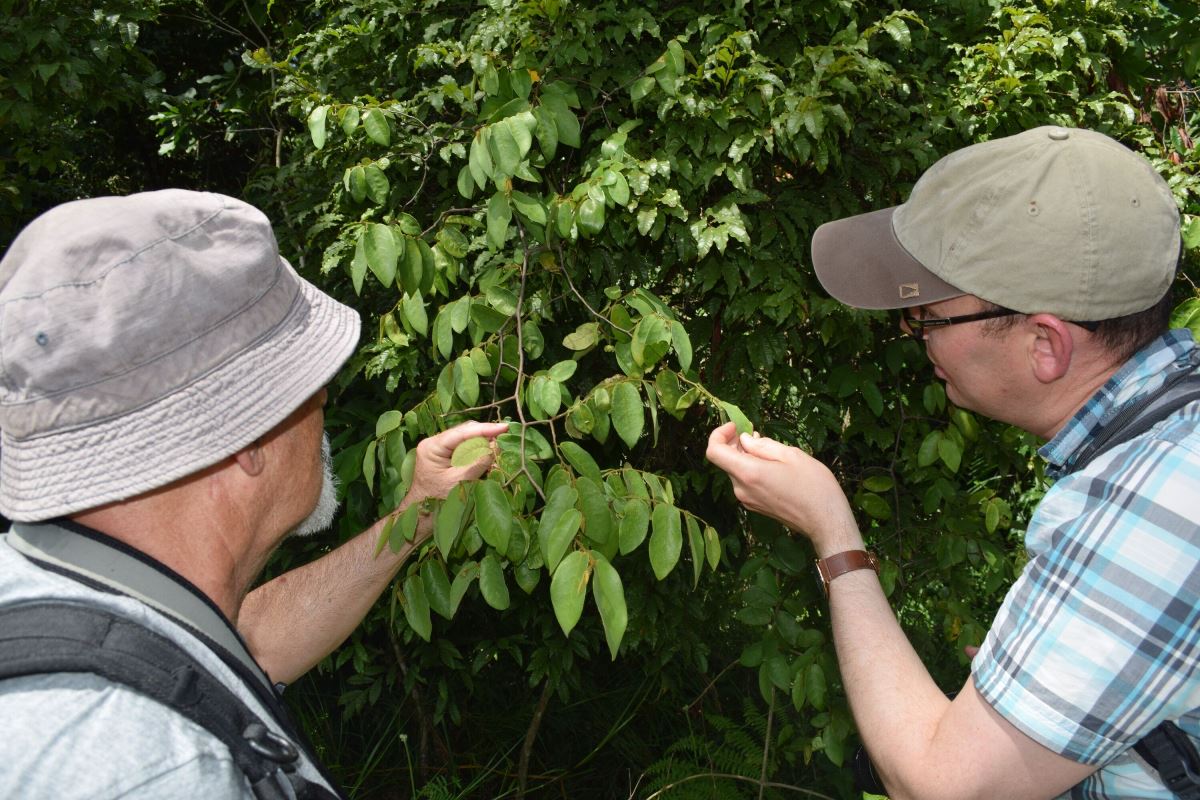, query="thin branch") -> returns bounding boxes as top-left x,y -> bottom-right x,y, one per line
758,688 -> 775,800
517,680 -> 554,798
